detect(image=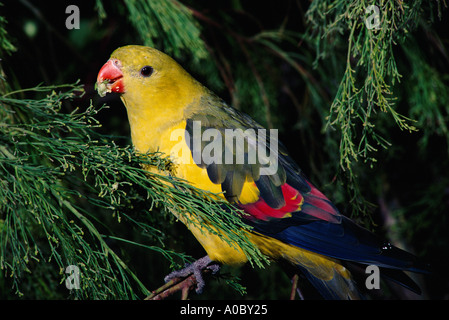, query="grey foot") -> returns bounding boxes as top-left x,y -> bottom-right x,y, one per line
164,255 -> 220,293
